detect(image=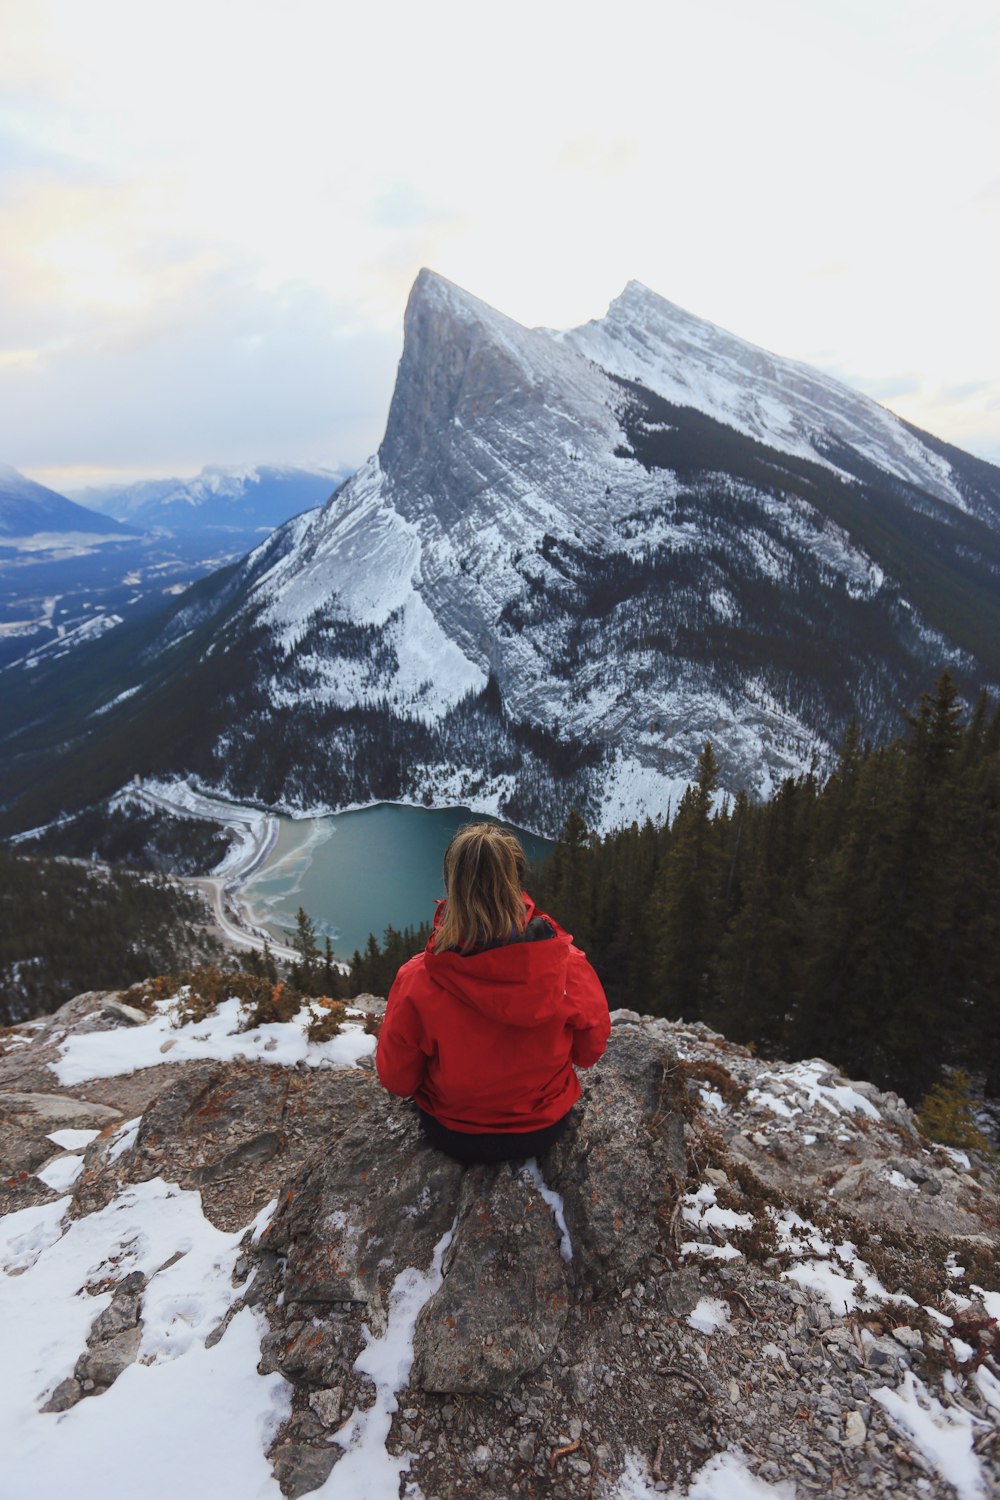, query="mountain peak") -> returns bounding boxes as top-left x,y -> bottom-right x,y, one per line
409,267 -> 506,321
379,270 -> 617,496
